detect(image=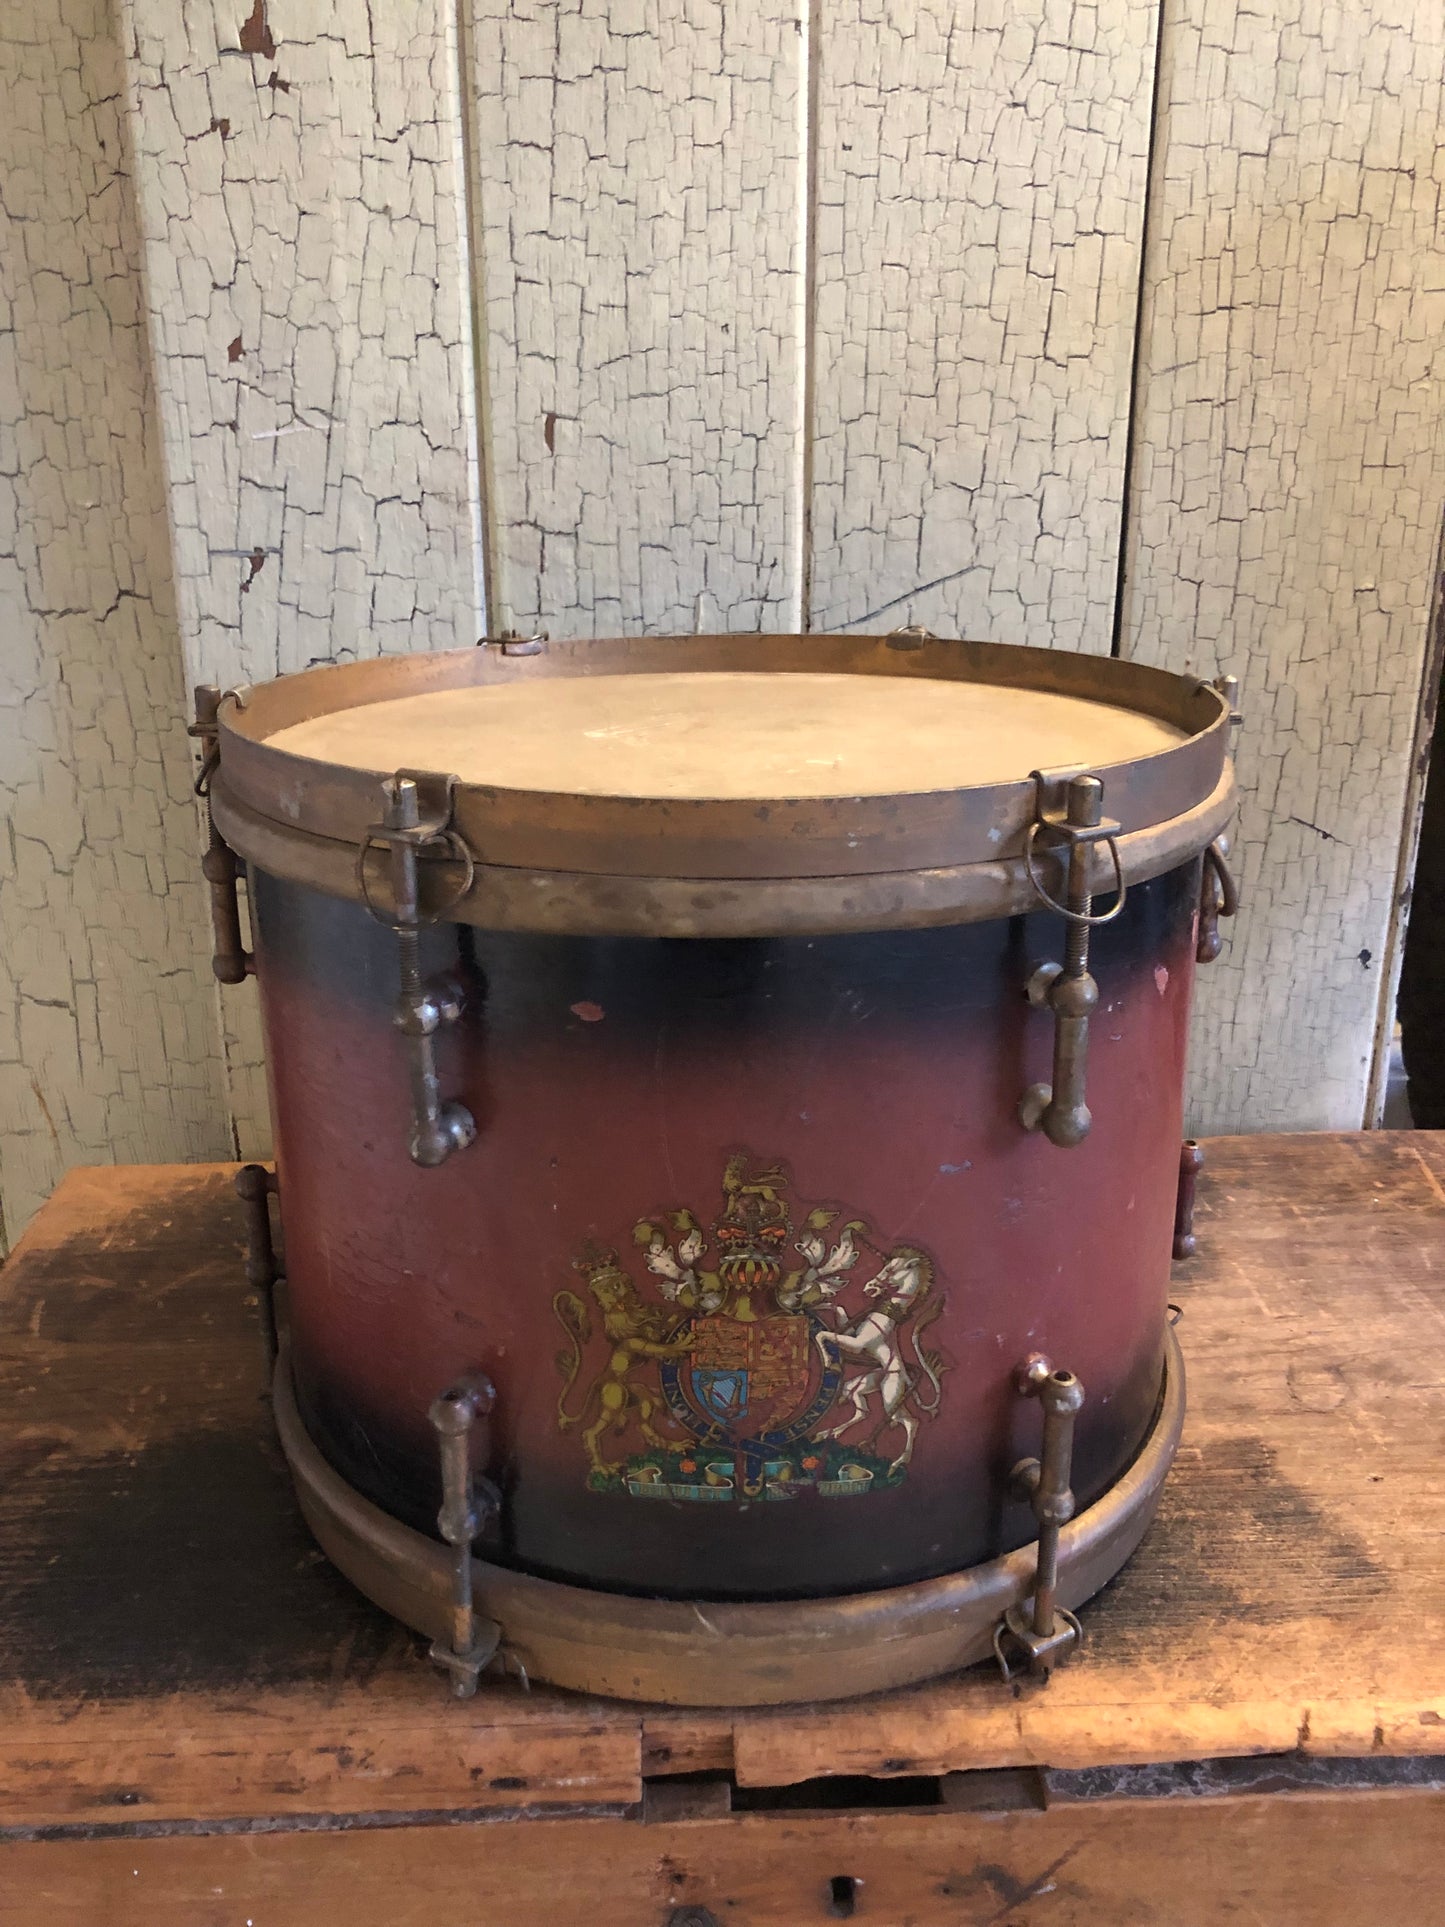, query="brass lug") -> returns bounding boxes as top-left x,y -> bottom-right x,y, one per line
1196,838 -> 1240,964
189,685 -> 255,984
359,773 -> 478,1169
234,1162 -> 281,1367
993,1353 -> 1086,1683
1018,771 -> 1125,1149
428,1375 -> 503,1699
